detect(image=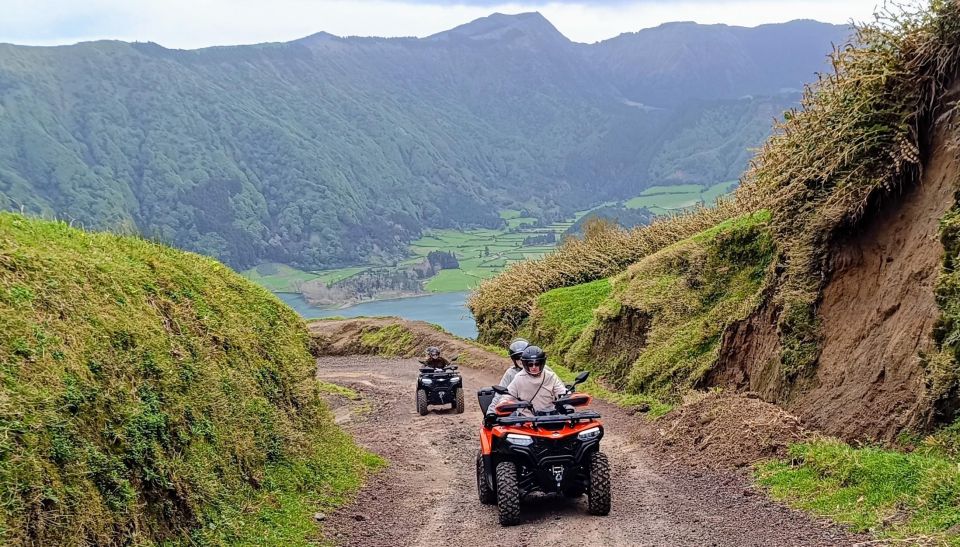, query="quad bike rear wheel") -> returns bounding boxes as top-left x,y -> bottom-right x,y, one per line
455,387 -> 465,414
416,389 -> 428,416
476,452 -> 496,505
587,451 -> 611,516
496,461 -> 521,526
